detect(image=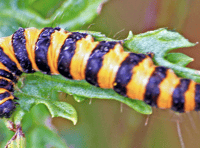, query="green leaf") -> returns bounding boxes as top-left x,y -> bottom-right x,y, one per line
124,28 -> 195,54
124,28 -> 199,82
14,72 -> 152,121
13,104 -> 69,148
165,53 -> 194,67
15,74 -> 78,125
12,108 -> 26,125
44,101 -> 78,125
0,0 -> 107,37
